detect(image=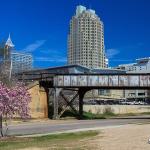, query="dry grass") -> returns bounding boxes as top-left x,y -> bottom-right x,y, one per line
0,131 -> 99,150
